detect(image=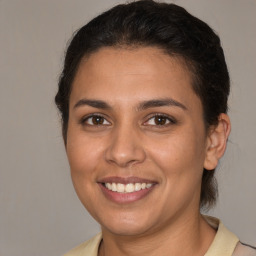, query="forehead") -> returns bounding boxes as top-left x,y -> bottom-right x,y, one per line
70,47 -> 200,110
75,46 -> 192,83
